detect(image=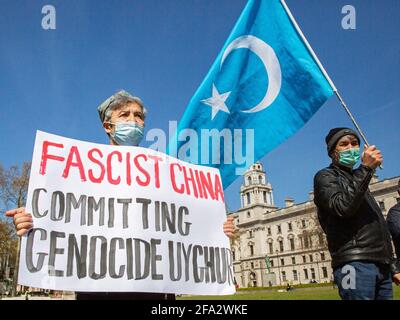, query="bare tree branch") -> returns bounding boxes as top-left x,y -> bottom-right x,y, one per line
0,162 -> 30,211
0,162 -> 30,285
